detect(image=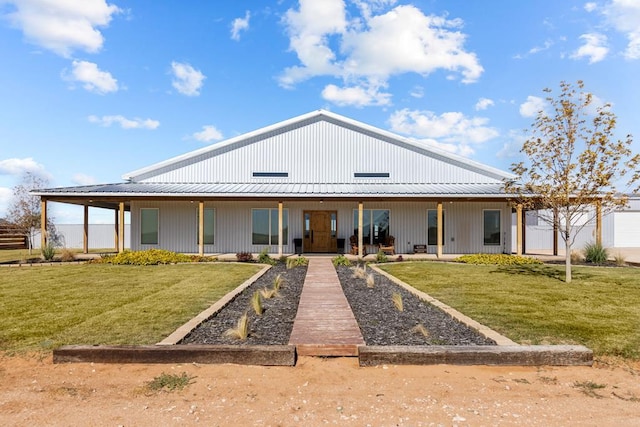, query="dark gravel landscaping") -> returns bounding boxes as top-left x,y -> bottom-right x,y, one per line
181,263 -> 306,346
336,265 -> 496,346
181,260 -> 495,347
